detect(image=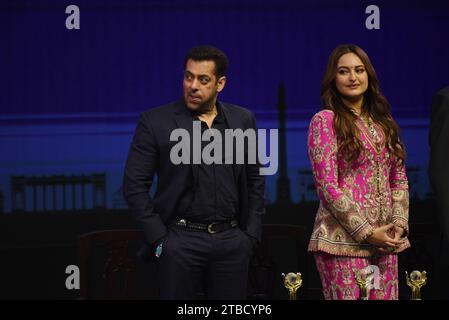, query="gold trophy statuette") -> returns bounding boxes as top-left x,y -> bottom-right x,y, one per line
406,270 -> 427,300
353,268 -> 369,300
281,272 -> 302,300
